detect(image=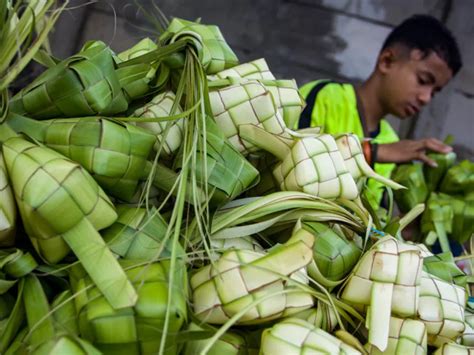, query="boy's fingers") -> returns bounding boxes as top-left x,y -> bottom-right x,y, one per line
418,151 -> 438,167
422,138 -> 453,153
